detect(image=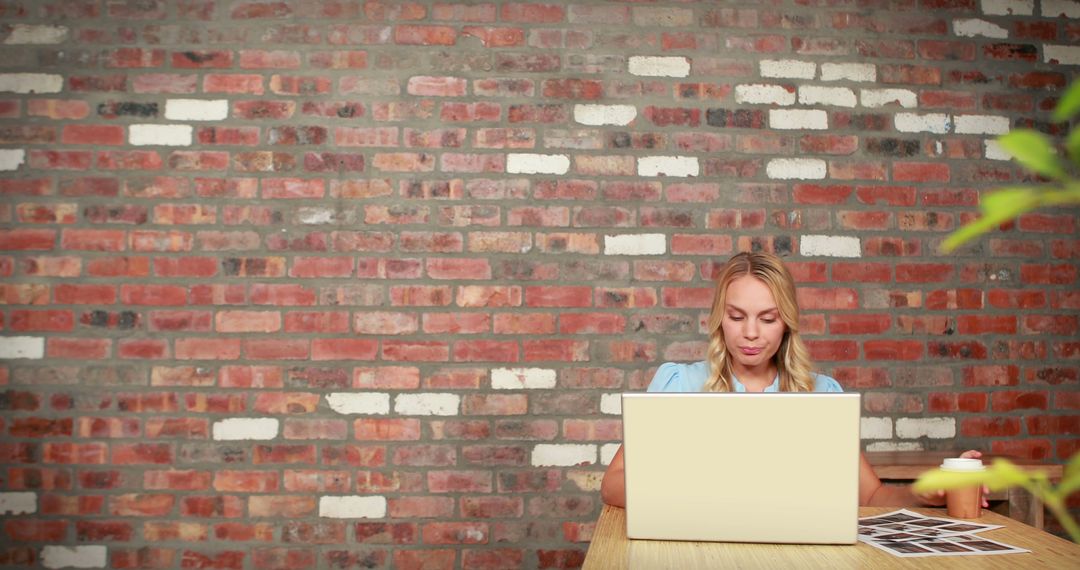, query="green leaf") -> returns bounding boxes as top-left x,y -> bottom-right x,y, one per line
913,469 -> 992,493
940,189 -> 1034,253
1052,78 -> 1080,123
1059,471 -> 1080,499
1061,450 -> 1080,497
987,459 -> 1038,490
913,460 -> 1042,495
940,214 -> 1008,252
1065,127 -> 1080,166
998,130 -> 1067,181
1066,450 -> 1080,480
980,187 -> 1039,216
